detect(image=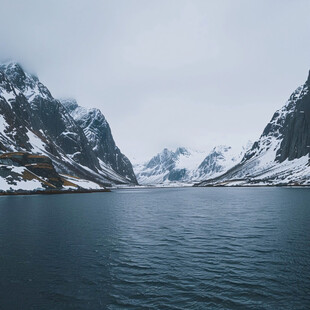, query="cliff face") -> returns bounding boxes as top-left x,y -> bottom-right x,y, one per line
0,62 -> 137,186
61,99 -> 137,184
276,73 -> 310,162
